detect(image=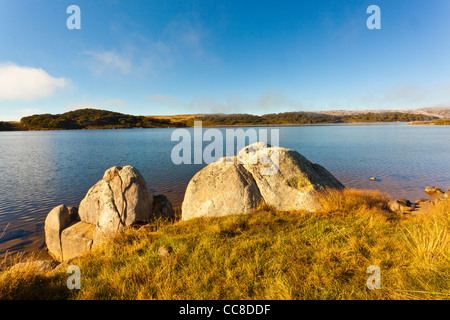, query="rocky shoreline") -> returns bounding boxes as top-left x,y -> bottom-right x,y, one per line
44,165 -> 176,262
5,142 -> 449,273
388,186 -> 450,215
